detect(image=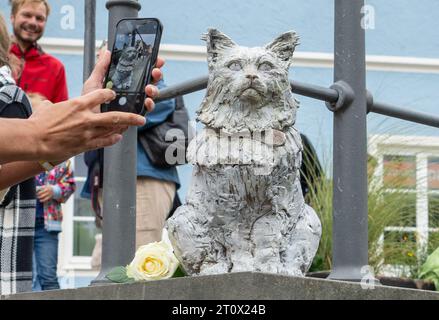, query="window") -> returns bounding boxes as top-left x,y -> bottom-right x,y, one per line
383,155 -> 416,190
427,157 -> 439,254
72,181 -> 99,257
369,135 -> 439,276
59,153 -> 99,273
428,194 -> 439,229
